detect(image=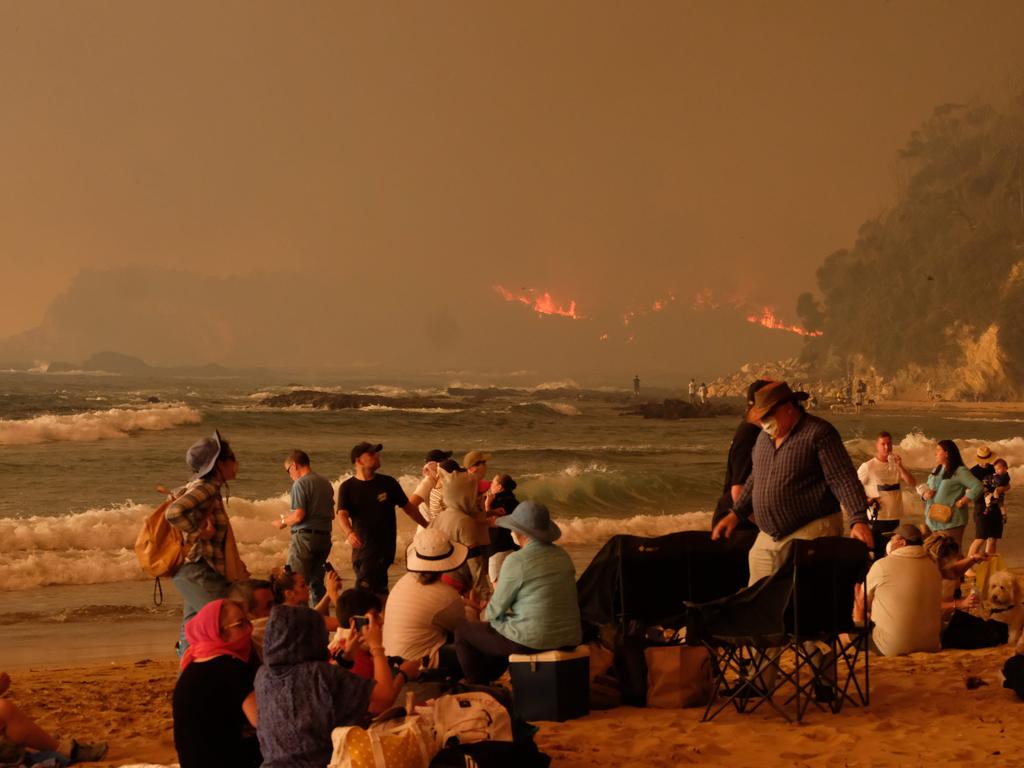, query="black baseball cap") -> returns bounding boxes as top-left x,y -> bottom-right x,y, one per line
351,442 -> 383,463
425,449 -> 453,462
